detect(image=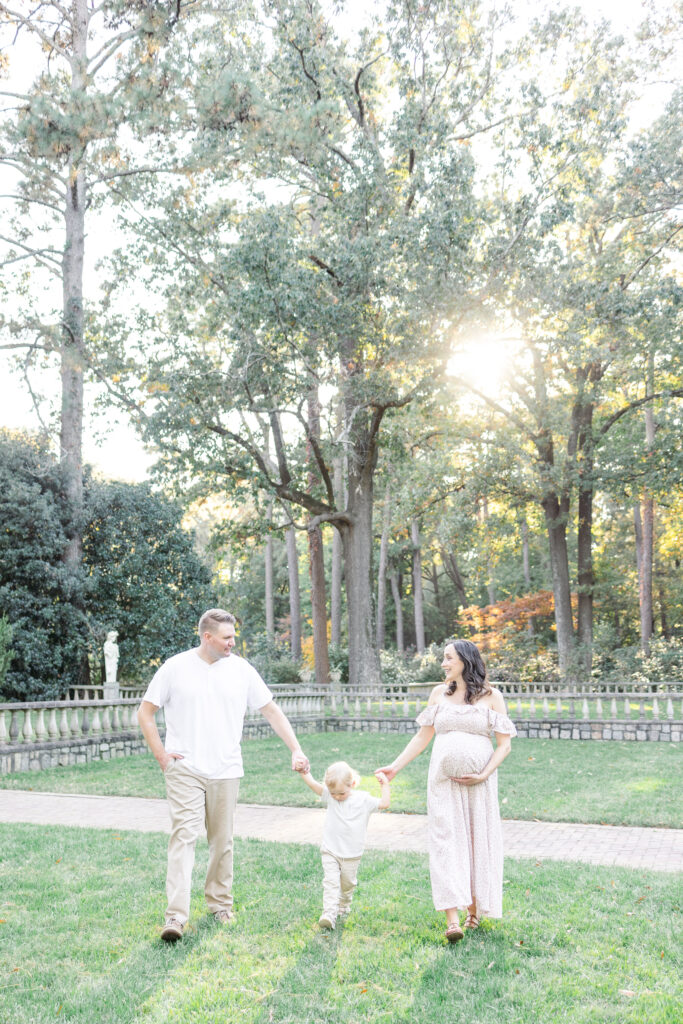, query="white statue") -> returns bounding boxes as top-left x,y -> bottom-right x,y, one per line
103,630 -> 120,685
